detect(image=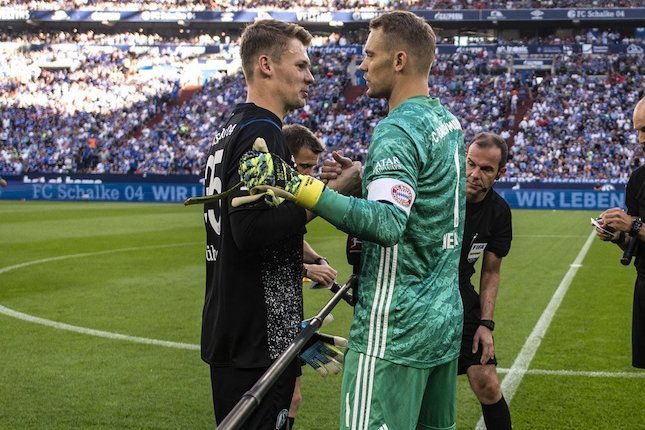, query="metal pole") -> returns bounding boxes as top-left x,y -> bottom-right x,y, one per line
217,274 -> 357,430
